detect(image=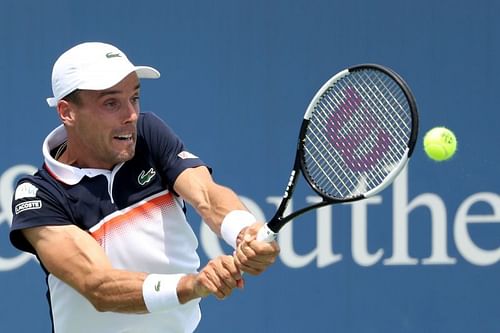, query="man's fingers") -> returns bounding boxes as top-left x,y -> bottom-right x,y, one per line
194,271 -> 218,298
236,240 -> 279,268
197,256 -> 242,299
